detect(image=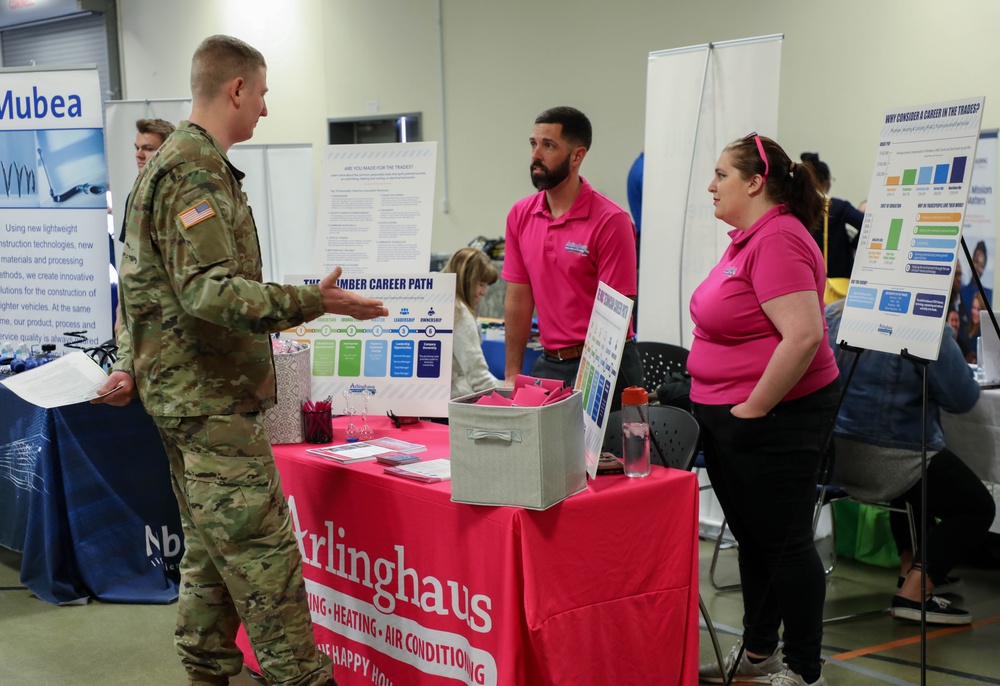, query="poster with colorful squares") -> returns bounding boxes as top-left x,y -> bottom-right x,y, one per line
284,273 -> 455,418
574,281 -> 634,478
